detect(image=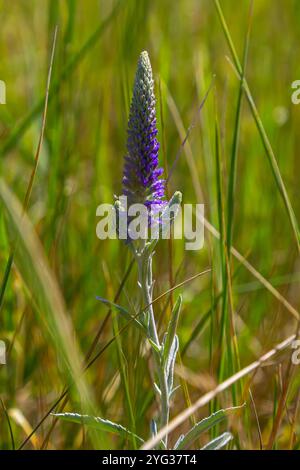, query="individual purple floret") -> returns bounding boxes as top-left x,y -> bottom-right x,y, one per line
122,51 -> 165,211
